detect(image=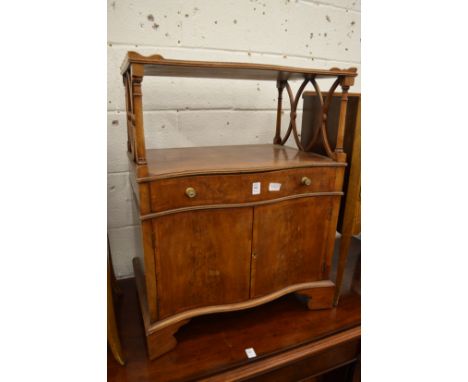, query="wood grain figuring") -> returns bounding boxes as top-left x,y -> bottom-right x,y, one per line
251,197 -> 338,298
121,51 -> 358,80
134,144 -> 345,182
153,208 -> 253,319
150,167 -> 340,212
